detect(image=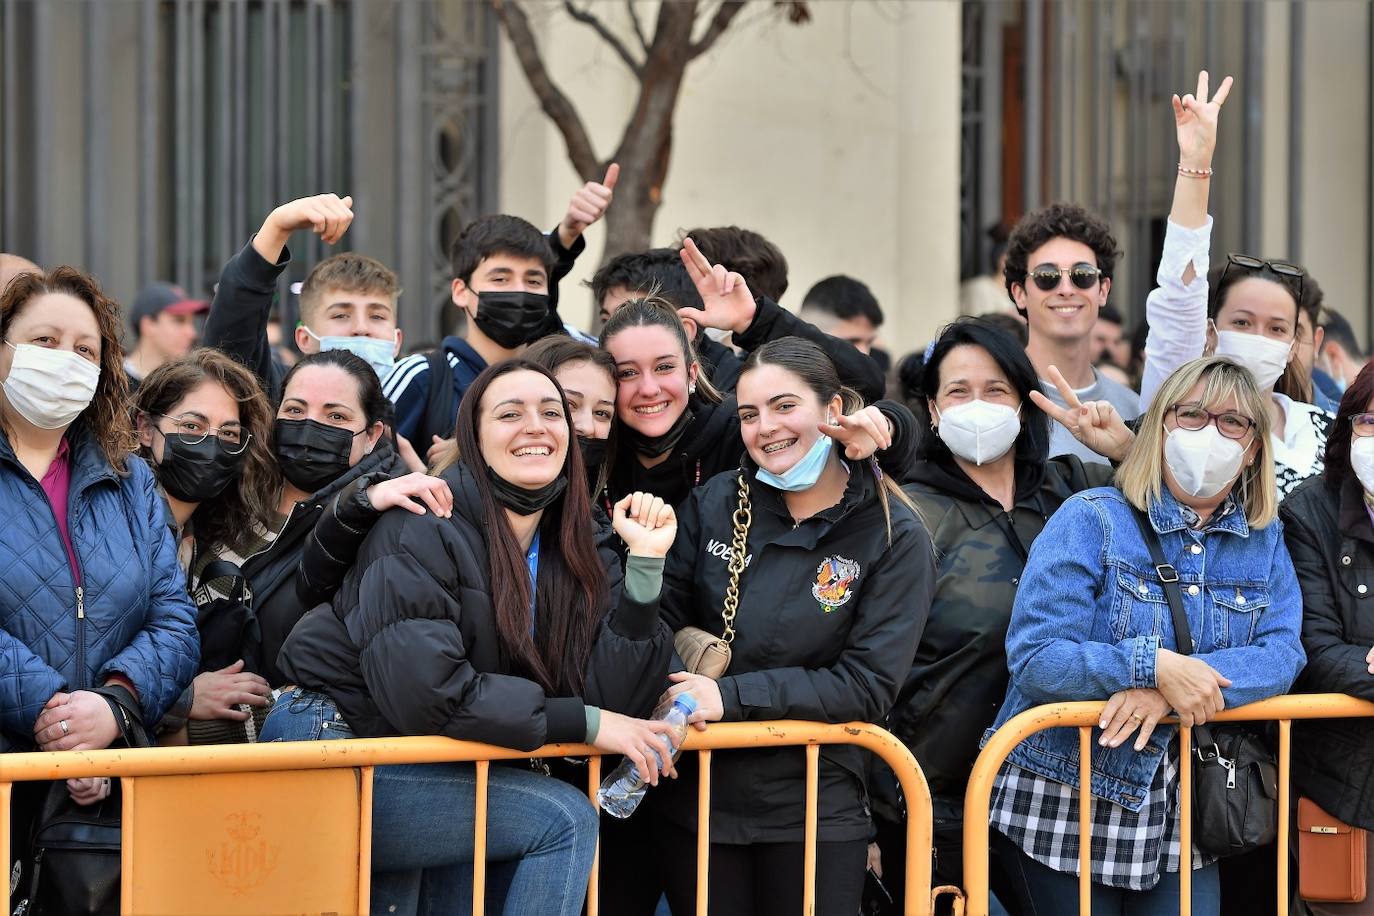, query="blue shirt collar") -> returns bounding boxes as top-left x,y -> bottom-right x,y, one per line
1146,484 -> 1250,538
